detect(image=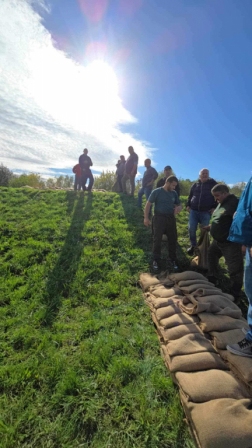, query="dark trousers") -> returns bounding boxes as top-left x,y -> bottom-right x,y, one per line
117,174 -> 123,192
153,213 -> 177,261
81,169 -> 94,191
208,239 -> 244,295
74,175 -> 81,191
